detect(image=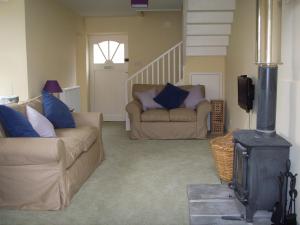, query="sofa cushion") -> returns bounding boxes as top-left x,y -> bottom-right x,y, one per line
56,126 -> 98,152
26,97 -> 43,114
184,85 -> 205,109
9,102 -> 27,116
132,84 -> 165,101
141,109 -> 170,122
135,89 -> 163,111
56,126 -> 98,168
0,105 -> 40,137
132,84 -> 206,101
154,83 -> 189,109
169,108 -> 197,122
26,105 -> 56,138
43,91 -> 76,129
